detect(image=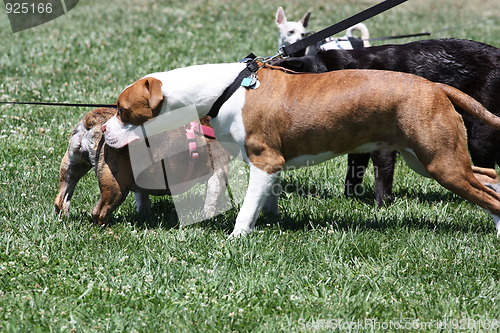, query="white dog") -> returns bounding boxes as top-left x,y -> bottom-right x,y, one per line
275,6 -> 370,55
275,6 -> 312,49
